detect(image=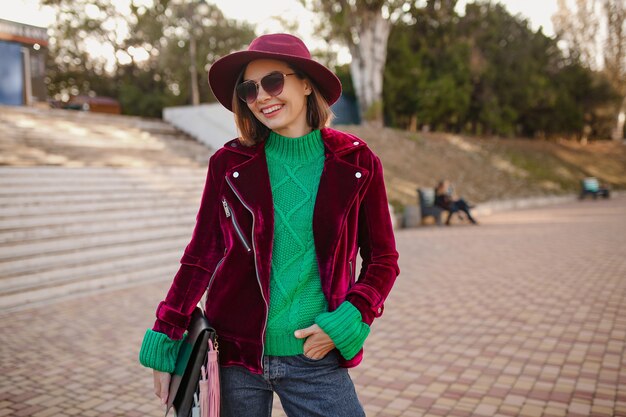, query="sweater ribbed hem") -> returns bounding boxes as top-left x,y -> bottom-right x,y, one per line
265,129 -> 324,163
264,330 -> 306,356
315,301 -> 370,360
138,329 -> 186,373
